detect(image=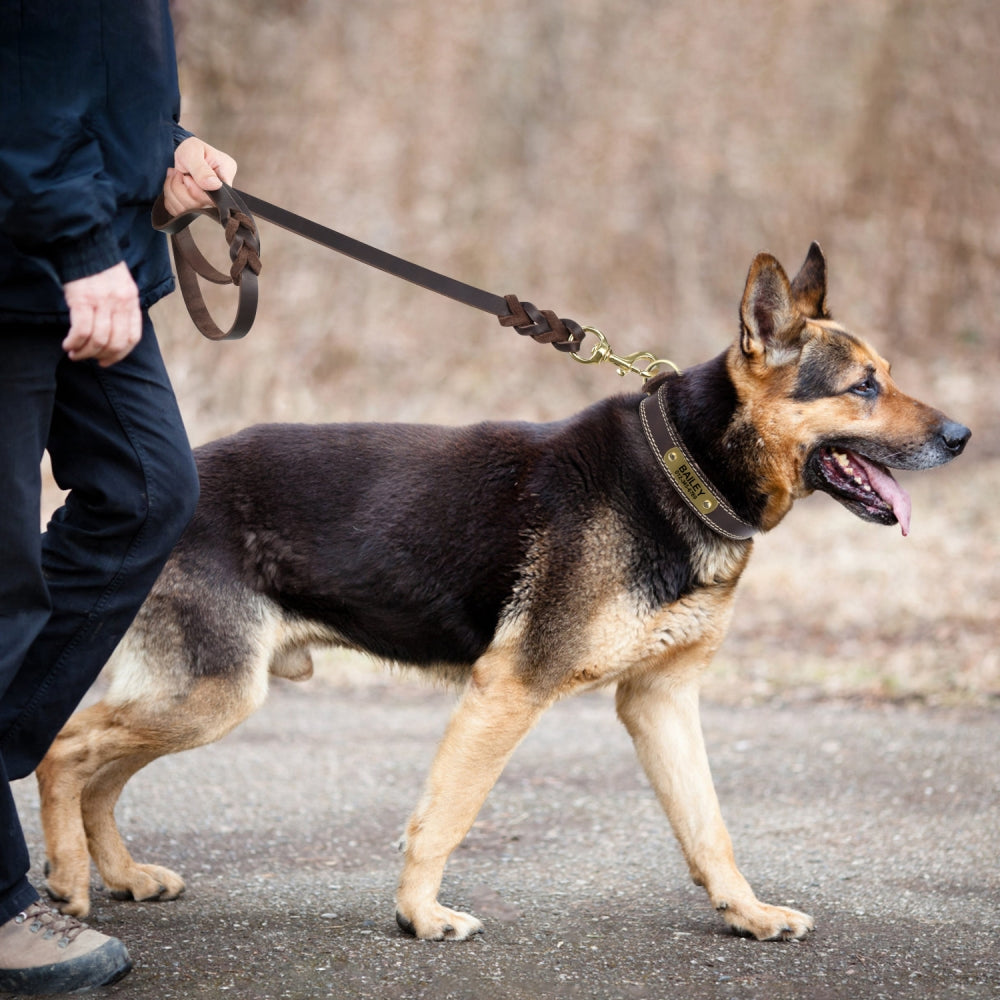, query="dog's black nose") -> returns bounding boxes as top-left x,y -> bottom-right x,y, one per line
941,420 -> 971,456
